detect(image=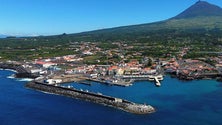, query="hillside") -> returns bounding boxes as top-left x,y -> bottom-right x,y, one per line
67,1 -> 222,41
173,1 -> 222,19
1,1 -> 222,42
1,1 -> 222,61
